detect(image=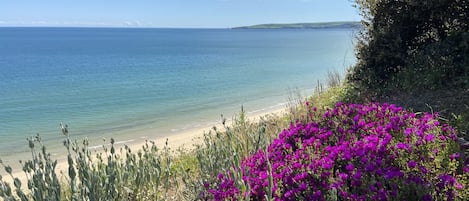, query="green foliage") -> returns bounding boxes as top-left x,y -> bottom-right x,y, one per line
0,127 -> 179,200
64,138 -> 177,200
348,0 -> 469,96
310,82 -> 353,109
0,134 -> 61,201
399,32 -> 469,90
183,107 -> 289,200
